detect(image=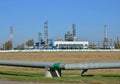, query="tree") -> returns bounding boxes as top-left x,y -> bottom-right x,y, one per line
115,42 -> 120,49
26,39 -> 34,47
3,41 -> 12,50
